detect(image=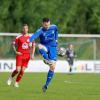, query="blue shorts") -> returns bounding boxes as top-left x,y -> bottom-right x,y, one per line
45,46 -> 57,61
